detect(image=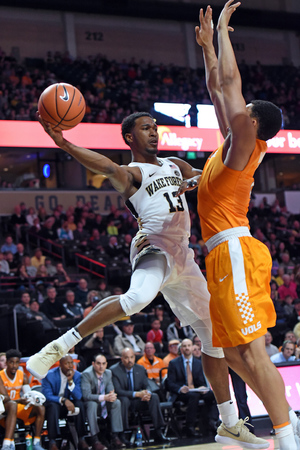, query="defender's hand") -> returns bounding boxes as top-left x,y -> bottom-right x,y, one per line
195,5 -> 214,48
217,0 -> 241,32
